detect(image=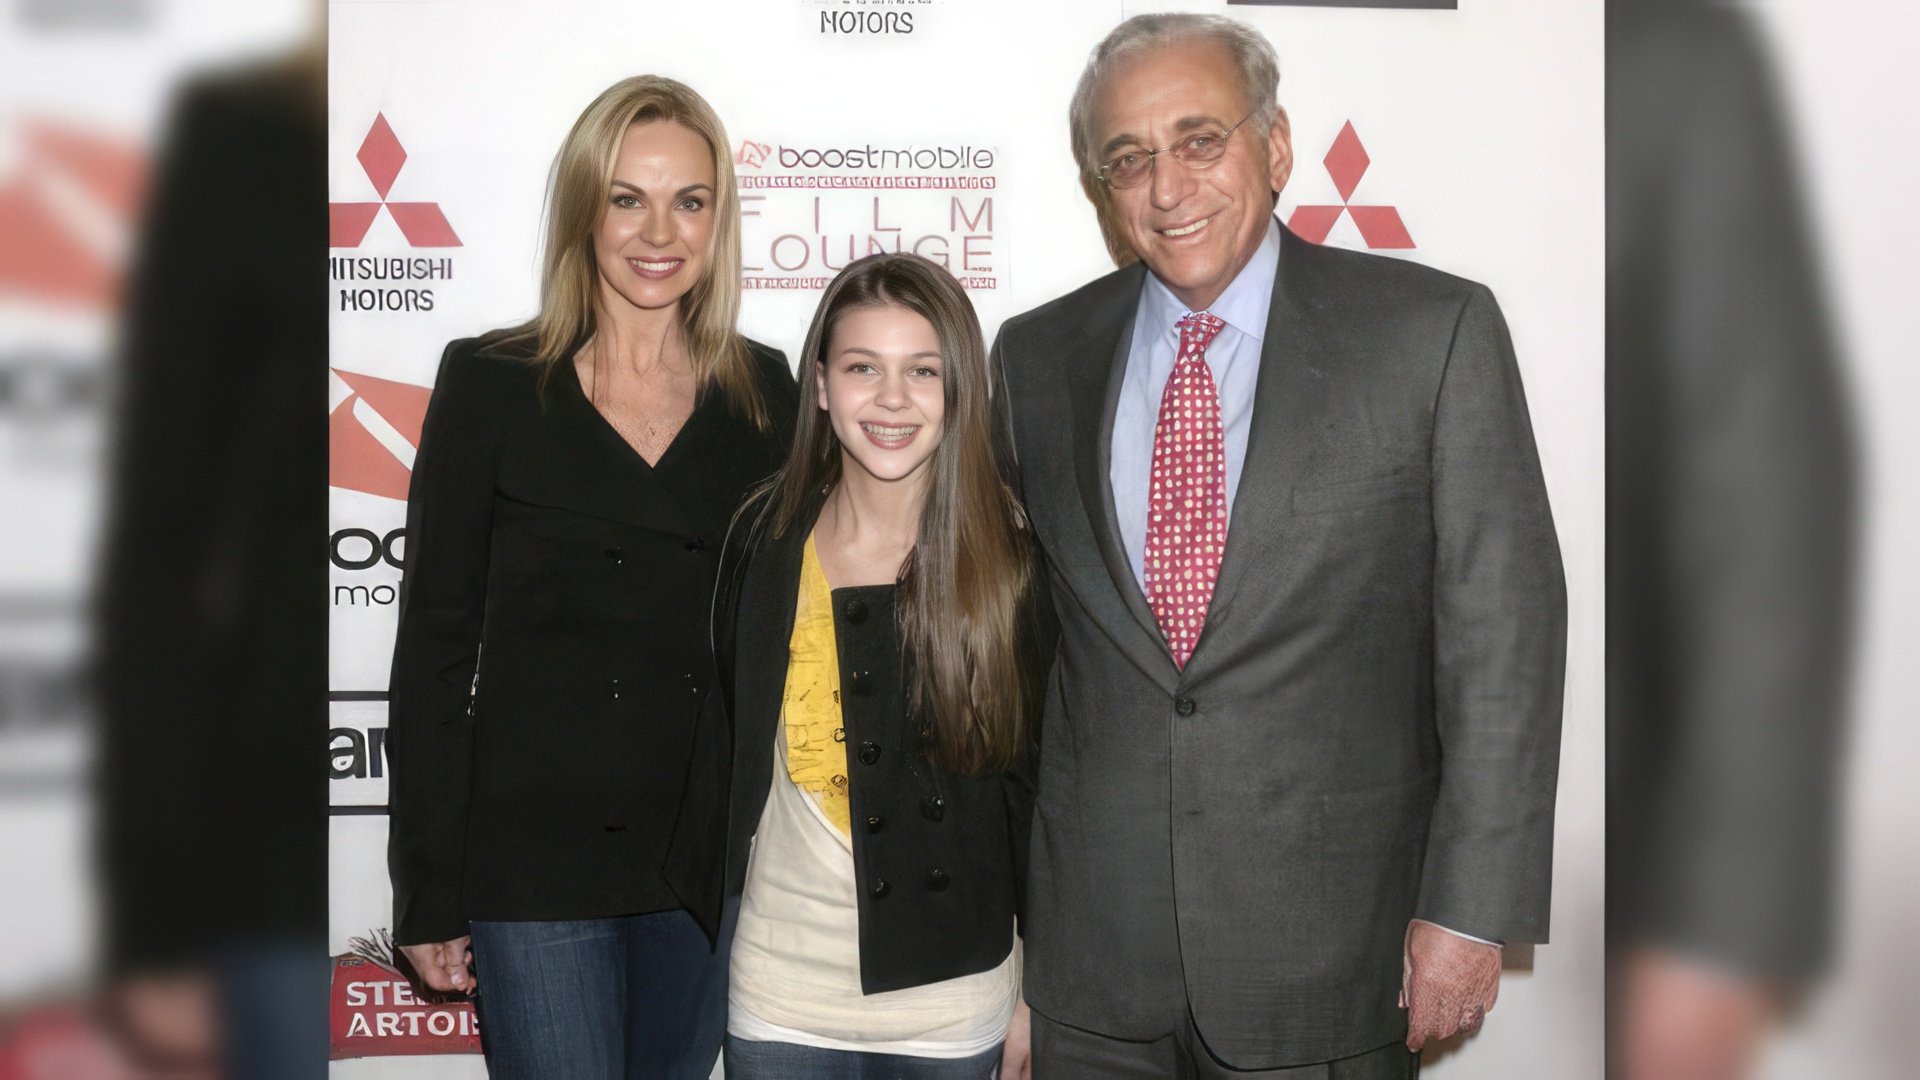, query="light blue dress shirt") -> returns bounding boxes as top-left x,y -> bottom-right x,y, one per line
1111,217 -> 1281,593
